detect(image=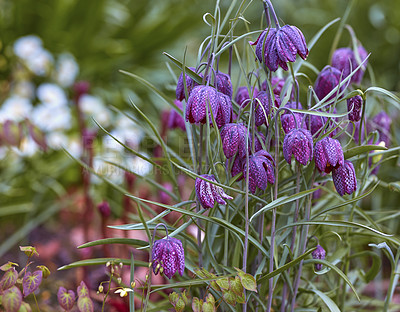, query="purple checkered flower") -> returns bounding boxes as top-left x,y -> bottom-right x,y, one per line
262,76 -> 284,96
283,128 -> 313,166
254,91 -> 273,126
152,236 -> 185,279
214,72 -> 233,98
230,155 -> 245,180
167,100 -> 186,131
332,160 -> 357,196
312,245 -> 326,271
244,150 -> 275,194
372,111 -> 392,147
176,67 -> 201,101
185,85 -> 232,128
253,25 -> 308,72
331,45 -> 368,85
220,123 -> 251,159
254,132 -> 266,152
306,109 -> 339,138
314,65 -> 344,101
314,137 -> 344,174
195,174 -> 233,208
281,112 -> 305,134
347,95 -> 363,122
235,86 -> 258,107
